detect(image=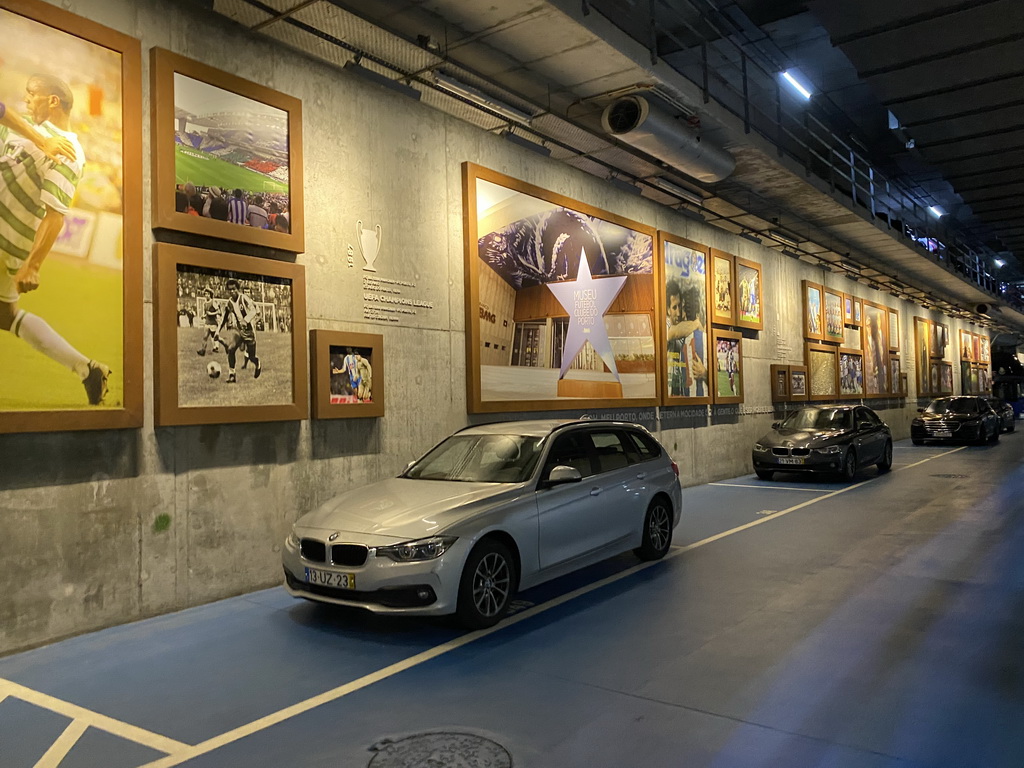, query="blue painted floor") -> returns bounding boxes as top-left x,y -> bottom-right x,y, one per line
2,437 -> 1023,767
